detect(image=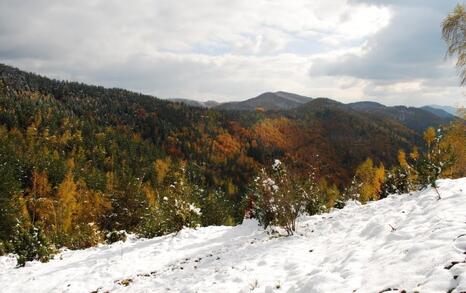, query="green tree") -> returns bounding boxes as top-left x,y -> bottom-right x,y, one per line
11,223 -> 53,267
